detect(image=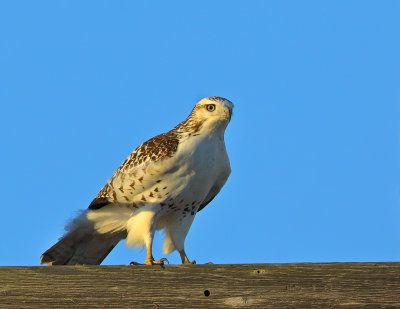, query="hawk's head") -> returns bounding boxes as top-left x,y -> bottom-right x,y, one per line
174,96 -> 234,135
192,96 -> 233,130
195,96 -> 233,121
